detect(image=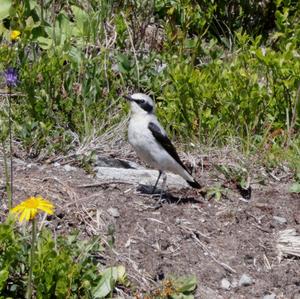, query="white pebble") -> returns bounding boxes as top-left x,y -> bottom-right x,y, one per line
107,207 -> 120,218
239,274 -> 253,286
263,293 -> 276,299
220,278 -> 231,290
273,216 -> 287,224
